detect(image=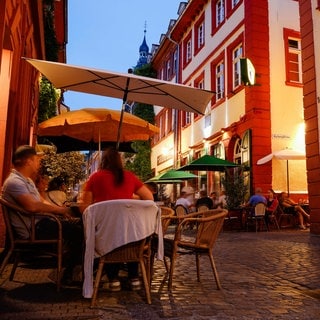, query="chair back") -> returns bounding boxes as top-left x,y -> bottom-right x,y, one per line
0,196 -> 63,291
193,209 -> 228,249
160,206 -> 175,234
197,204 -> 209,212
254,202 -> 266,217
174,204 -> 188,218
